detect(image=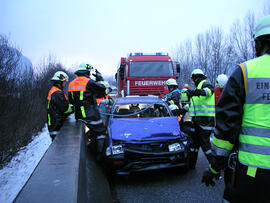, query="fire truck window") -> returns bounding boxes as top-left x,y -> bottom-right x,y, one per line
129,61 -> 173,77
